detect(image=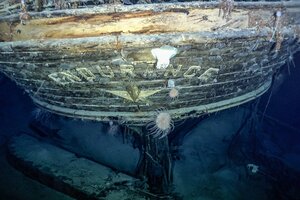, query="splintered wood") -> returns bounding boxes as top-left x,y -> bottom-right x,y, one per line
1,8 -> 249,41
0,1 -> 299,124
